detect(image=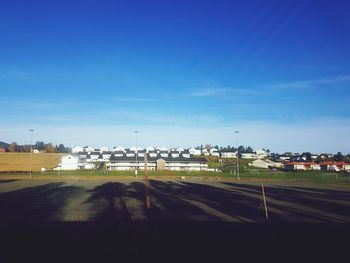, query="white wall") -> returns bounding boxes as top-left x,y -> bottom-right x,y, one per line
61,155 -> 79,170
